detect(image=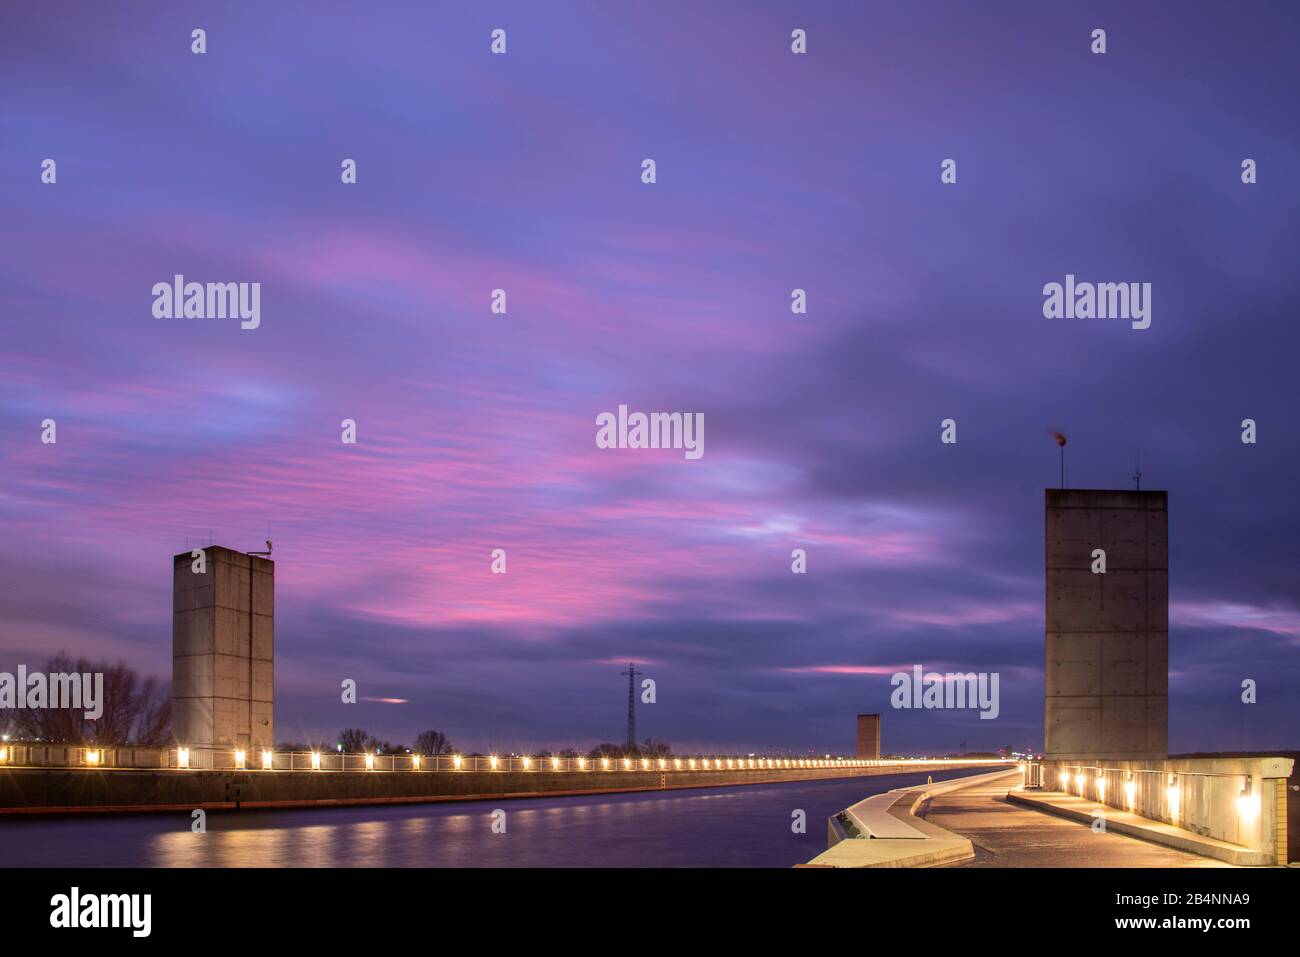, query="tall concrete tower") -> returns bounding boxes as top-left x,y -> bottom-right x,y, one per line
856,713 -> 881,759
172,546 -> 274,749
1044,489 -> 1167,759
